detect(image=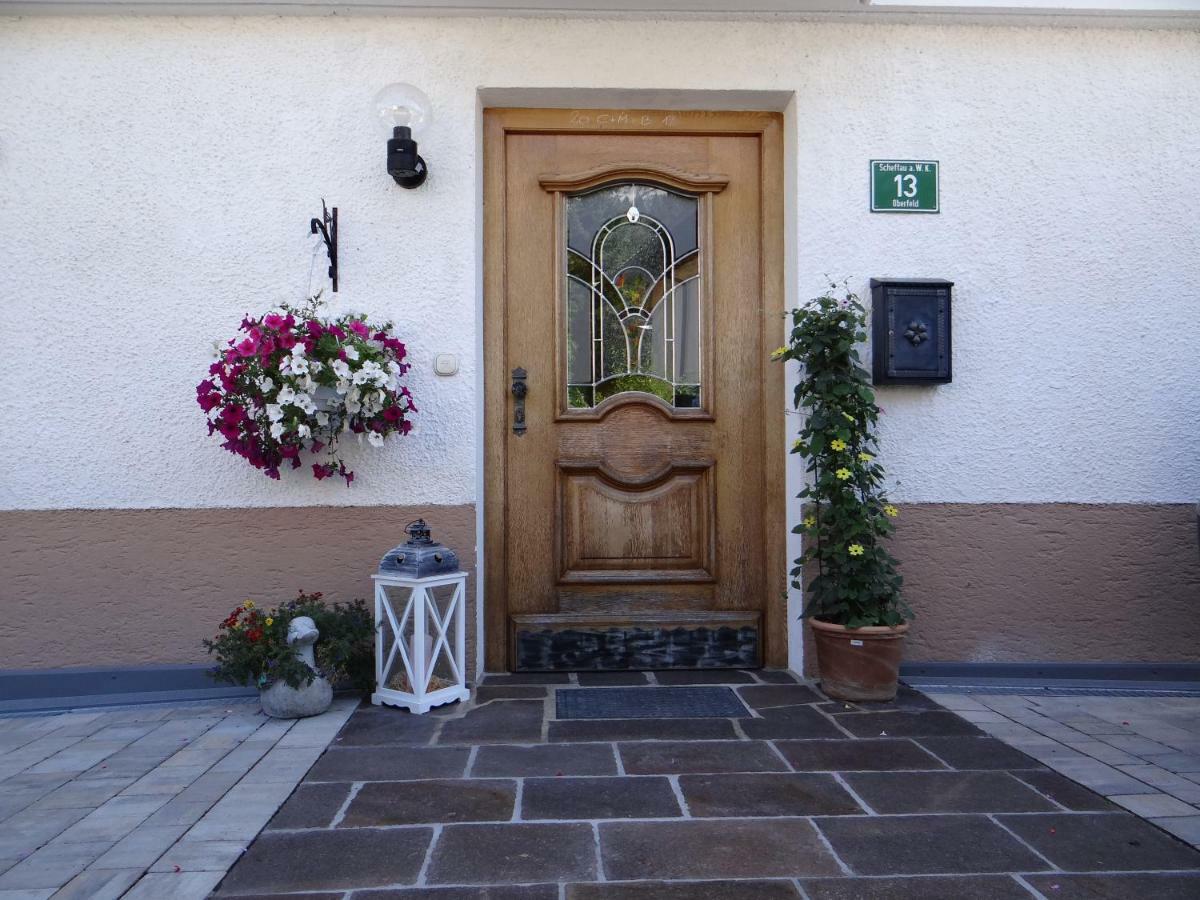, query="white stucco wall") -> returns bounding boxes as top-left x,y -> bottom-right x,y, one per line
1,15 -> 1197,511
